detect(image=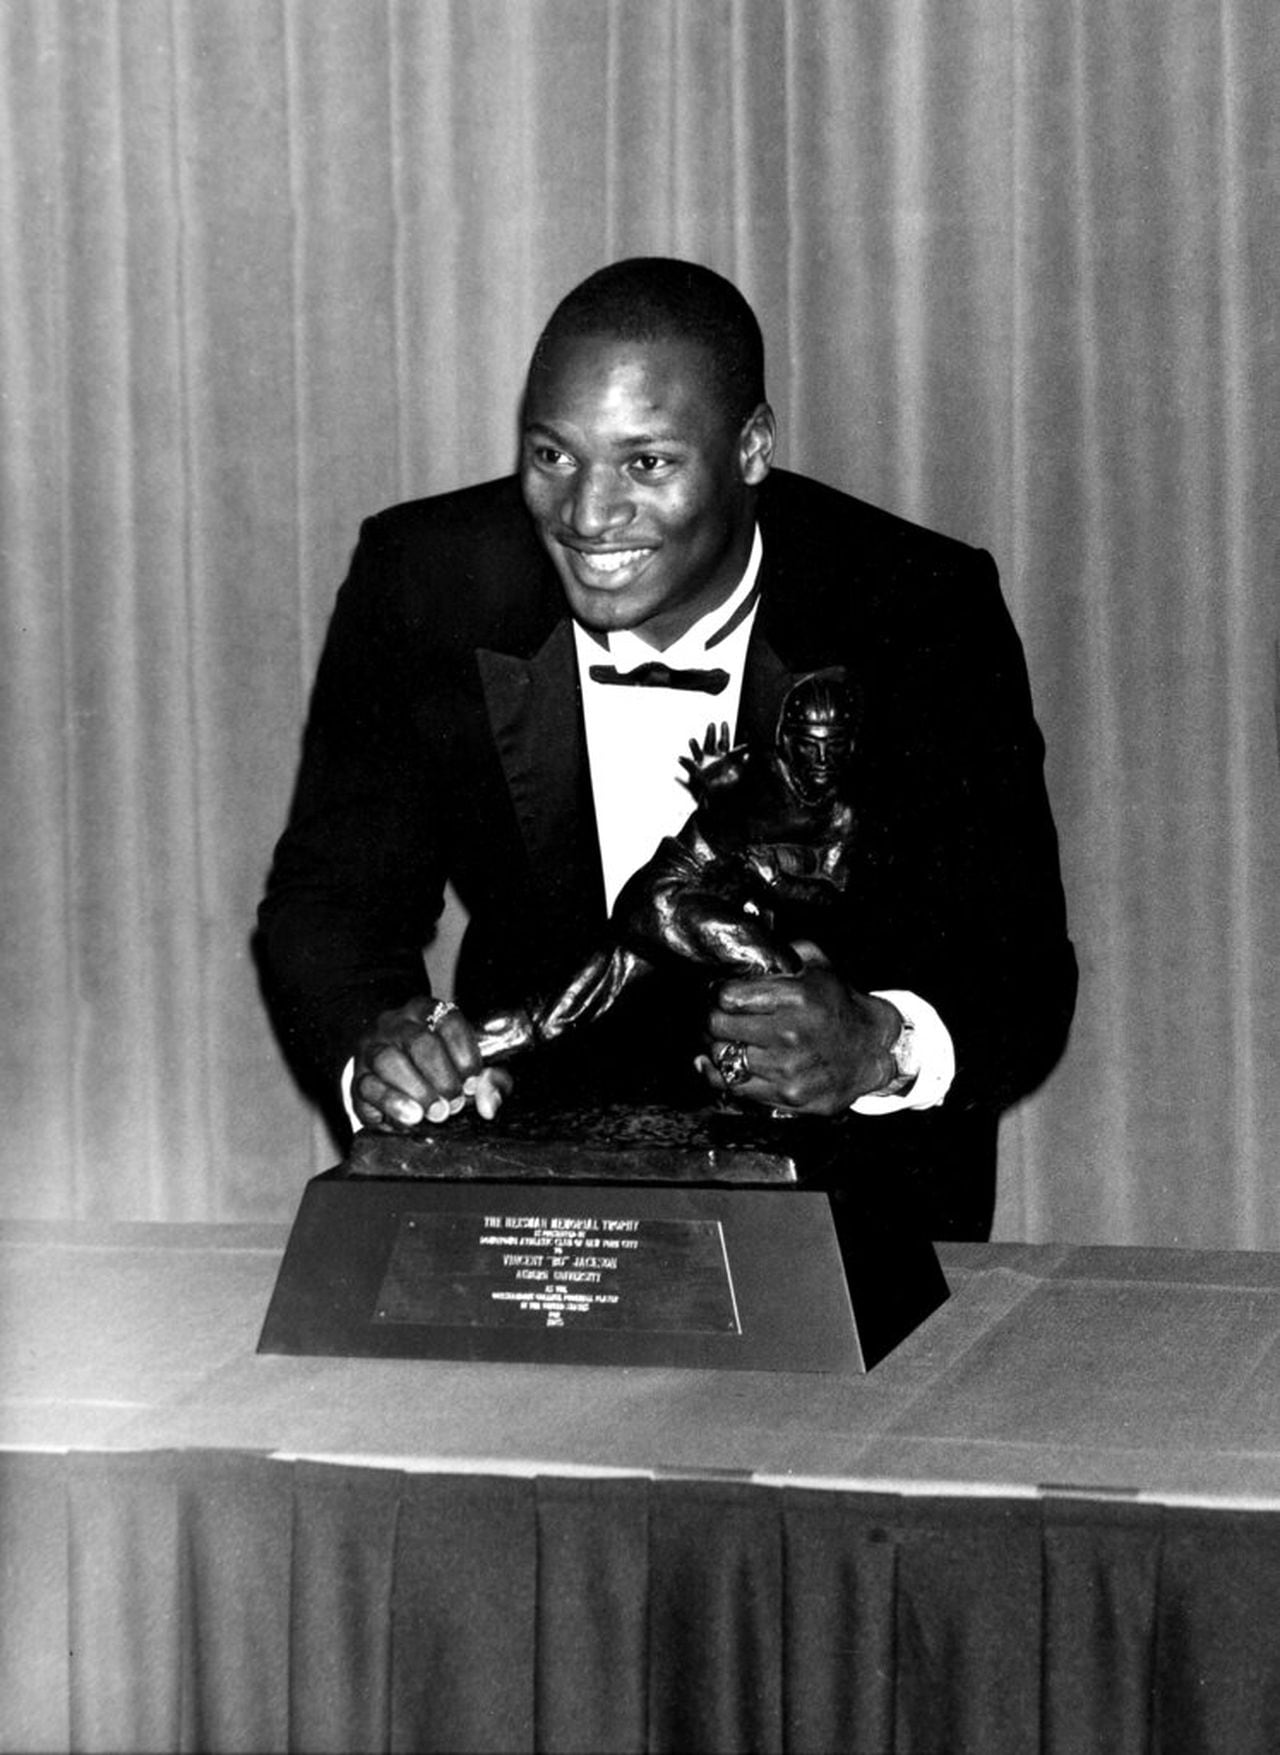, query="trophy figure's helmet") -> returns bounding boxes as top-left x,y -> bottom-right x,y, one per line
776,668 -> 859,805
